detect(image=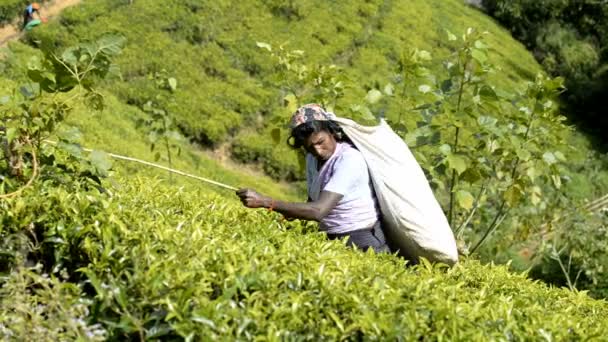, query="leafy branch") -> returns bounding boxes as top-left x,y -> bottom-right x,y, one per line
136,70 -> 181,182
1,35 -> 125,197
